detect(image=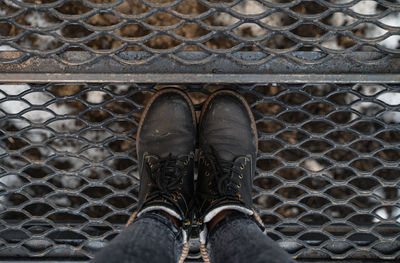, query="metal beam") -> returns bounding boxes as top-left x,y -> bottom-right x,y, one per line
1,73 -> 400,83
0,51 -> 399,83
